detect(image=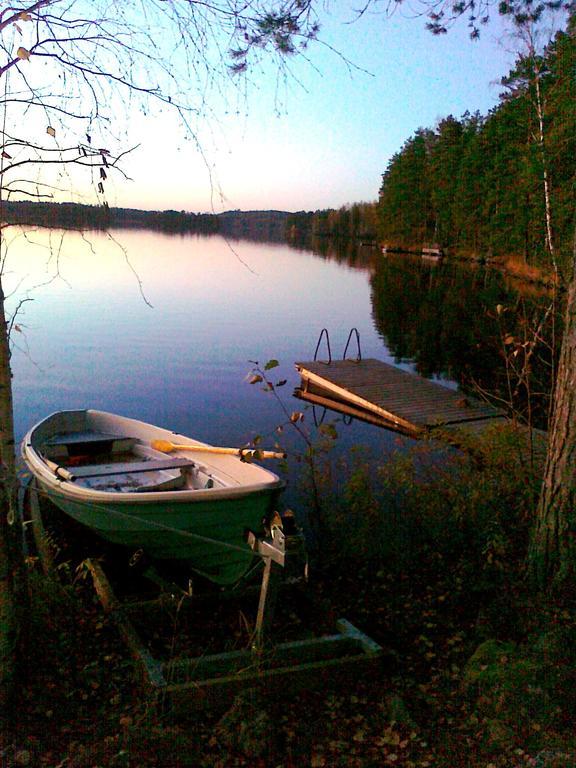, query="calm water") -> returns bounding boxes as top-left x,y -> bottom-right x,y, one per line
6,227 -> 553,501
6,230 -> 403,476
